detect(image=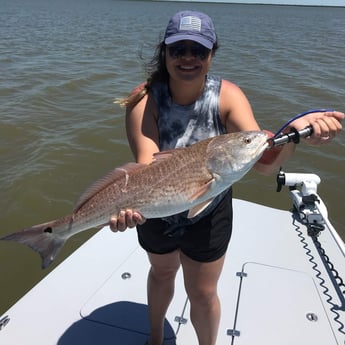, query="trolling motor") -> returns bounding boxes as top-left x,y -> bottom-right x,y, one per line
271,125 -> 327,225
276,170 -> 326,225
277,169 -> 345,257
